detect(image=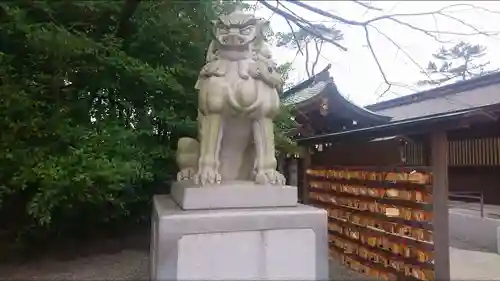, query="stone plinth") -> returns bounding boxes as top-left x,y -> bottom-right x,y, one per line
171,180 -> 298,210
150,195 -> 328,281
